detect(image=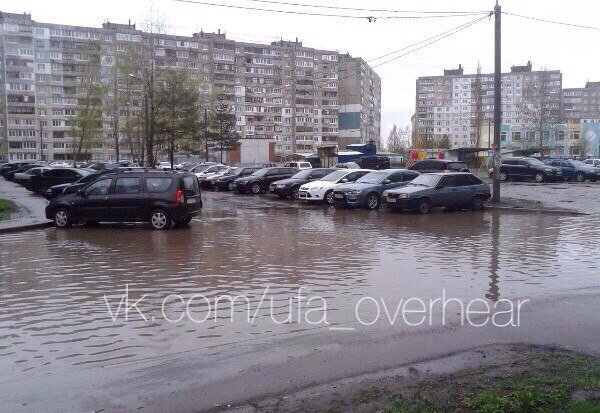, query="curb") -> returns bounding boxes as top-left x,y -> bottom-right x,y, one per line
486,205 -> 587,216
0,220 -> 53,234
